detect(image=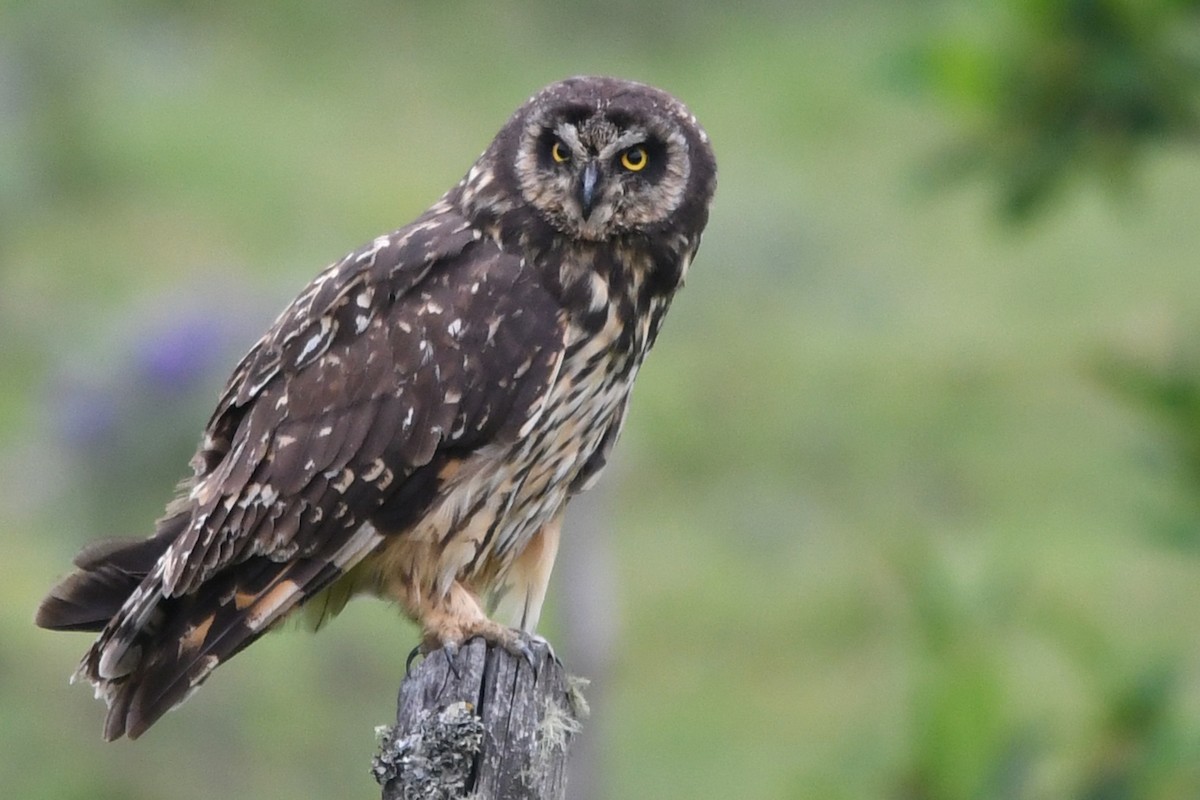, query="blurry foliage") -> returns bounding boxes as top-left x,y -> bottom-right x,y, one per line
913,0 -> 1200,220
1092,340 -> 1200,551
1074,668 -> 1200,800
910,3 -> 1200,794
891,547 -> 1035,800
894,544 -> 1200,799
